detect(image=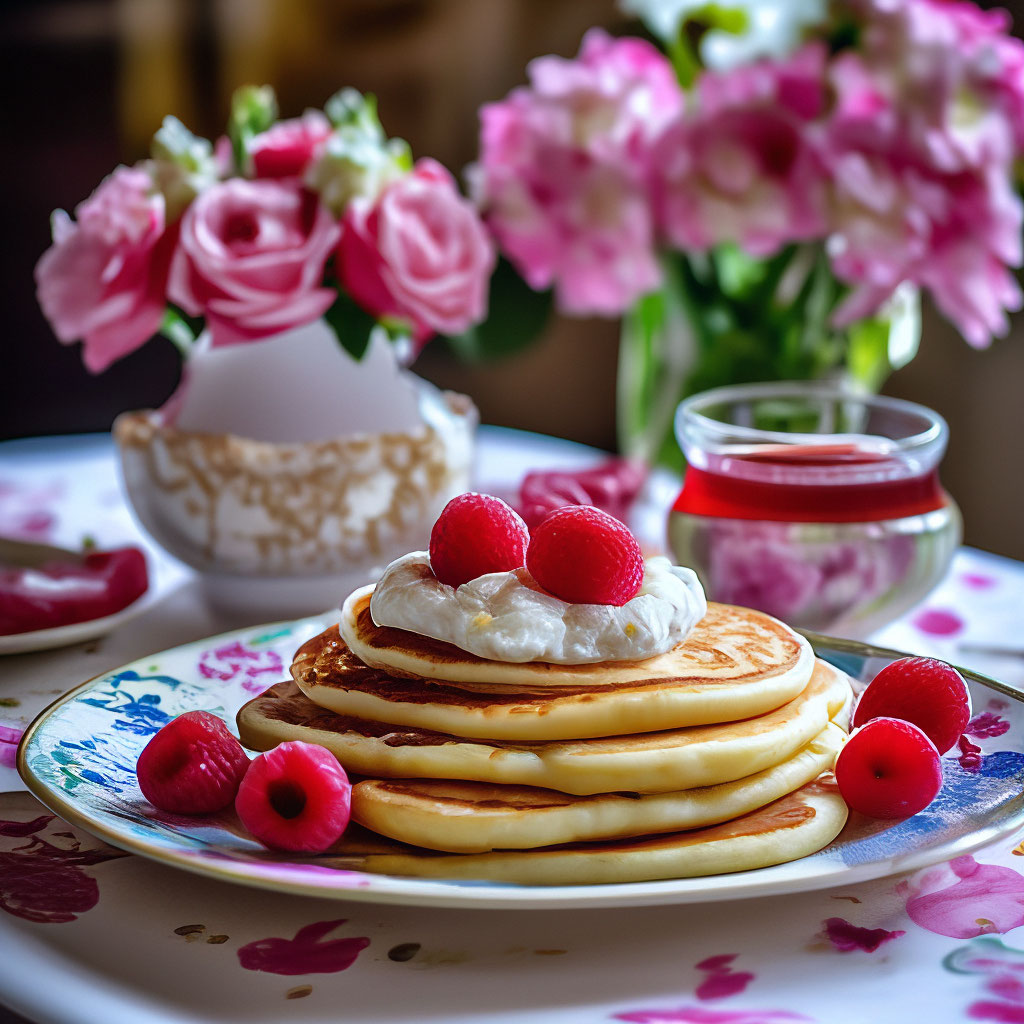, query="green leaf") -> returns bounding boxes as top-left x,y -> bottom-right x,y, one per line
323,292 -> 378,361
828,15 -> 861,55
712,244 -> 766,298
442,258 -> 552,362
